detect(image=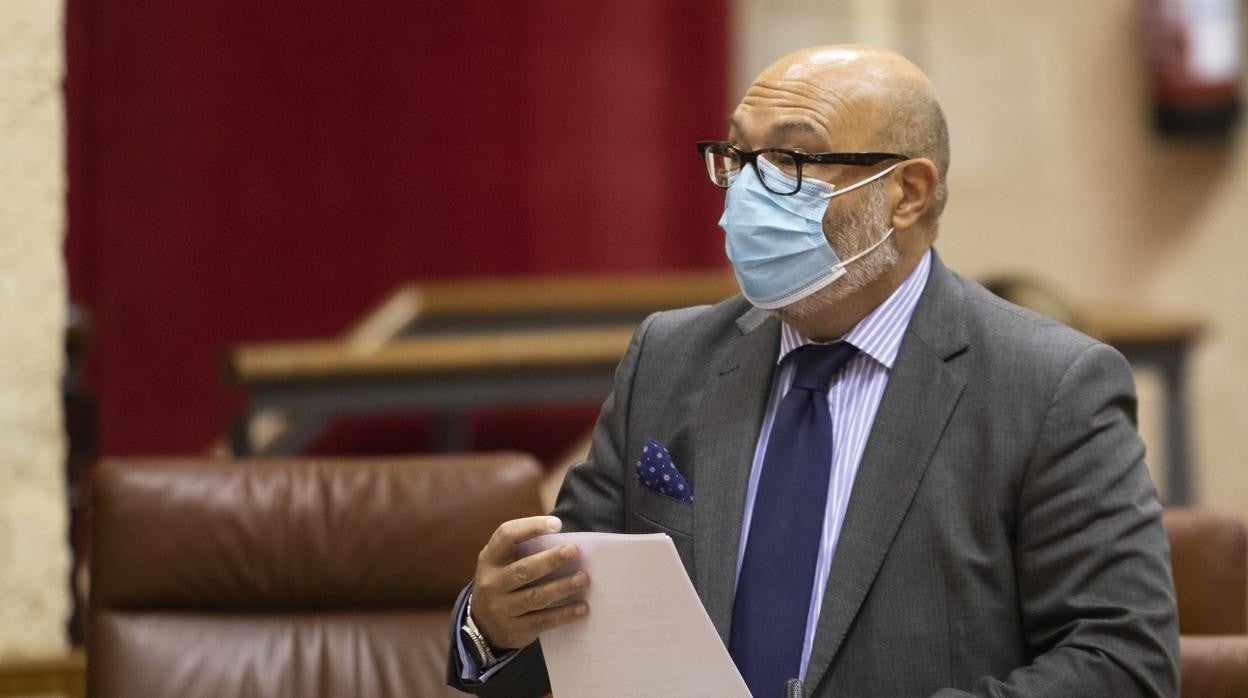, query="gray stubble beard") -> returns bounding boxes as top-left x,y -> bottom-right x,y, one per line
776,180 -> 899,325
